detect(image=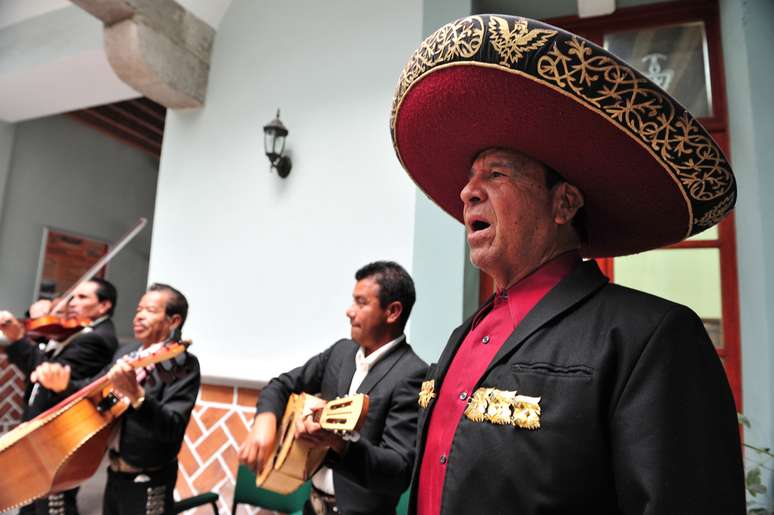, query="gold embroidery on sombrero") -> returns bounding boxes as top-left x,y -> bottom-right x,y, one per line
391,16 -> 485,129
694,192 -> 736,229
488,16 -> 557,67
535,37 -> 733,208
